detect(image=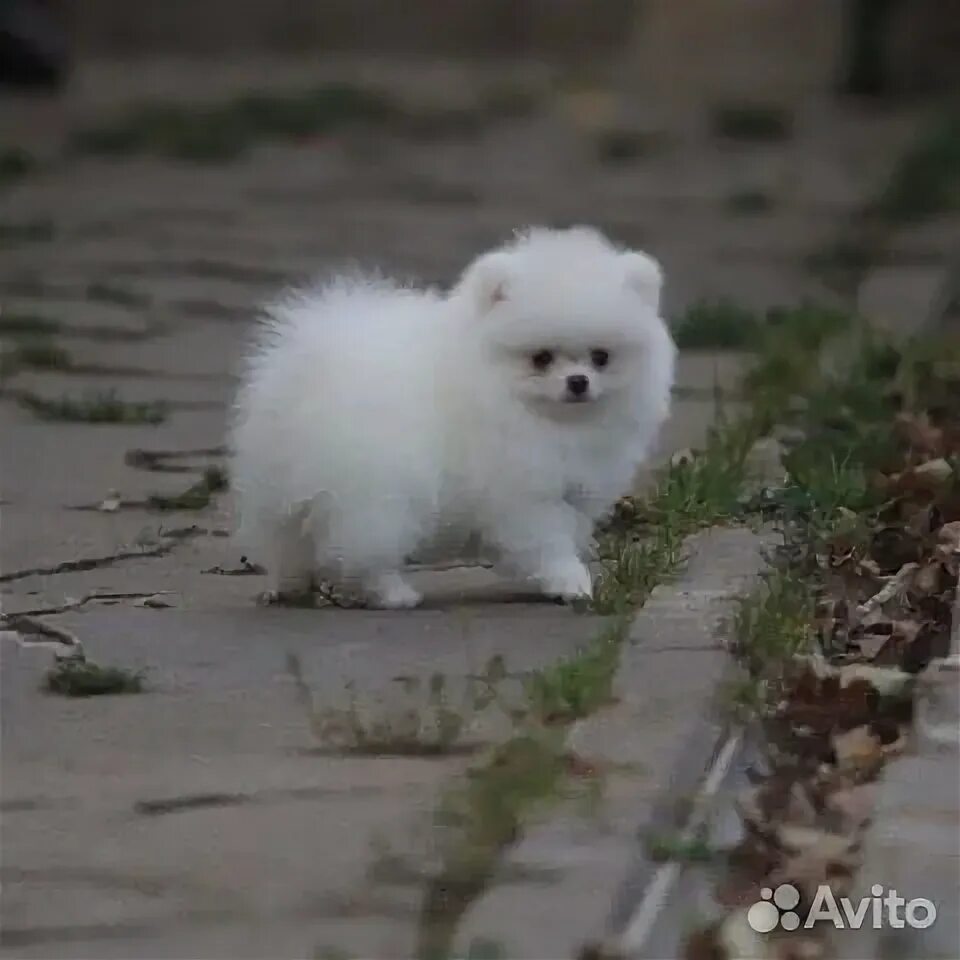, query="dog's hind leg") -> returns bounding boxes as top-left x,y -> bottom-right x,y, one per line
362,570 -> 422,609
271,510 -> 315,600
322,493 -> 428,609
